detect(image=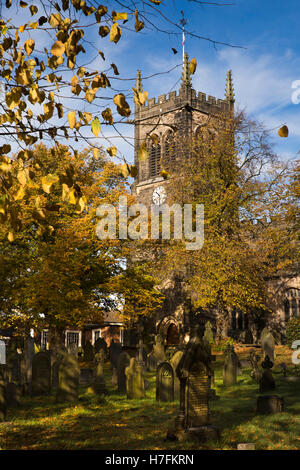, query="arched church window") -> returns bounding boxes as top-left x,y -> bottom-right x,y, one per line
166,323 -> 180,346
148,134 -> 161,178
284,288 -> 300,320
163,131 -> 175,171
